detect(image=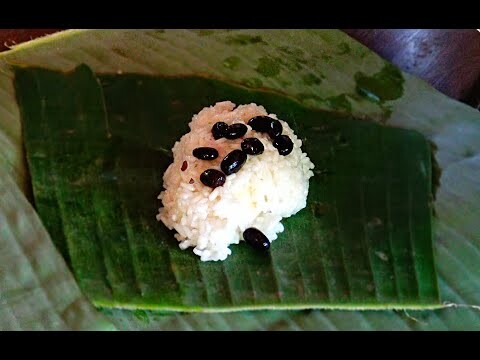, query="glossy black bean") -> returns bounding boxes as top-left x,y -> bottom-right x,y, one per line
243,228 -> 270,251
225,123 -> 248,139
212,122 -> 229,140
248,116 -> 283,139
241,138 -> 264,155
221,149 -> 247,175
267,119 -> 283,139
248,116 -> 274,133
200,169 -> 226,188
192,147 -> 219,160
273,135 -> 294,156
